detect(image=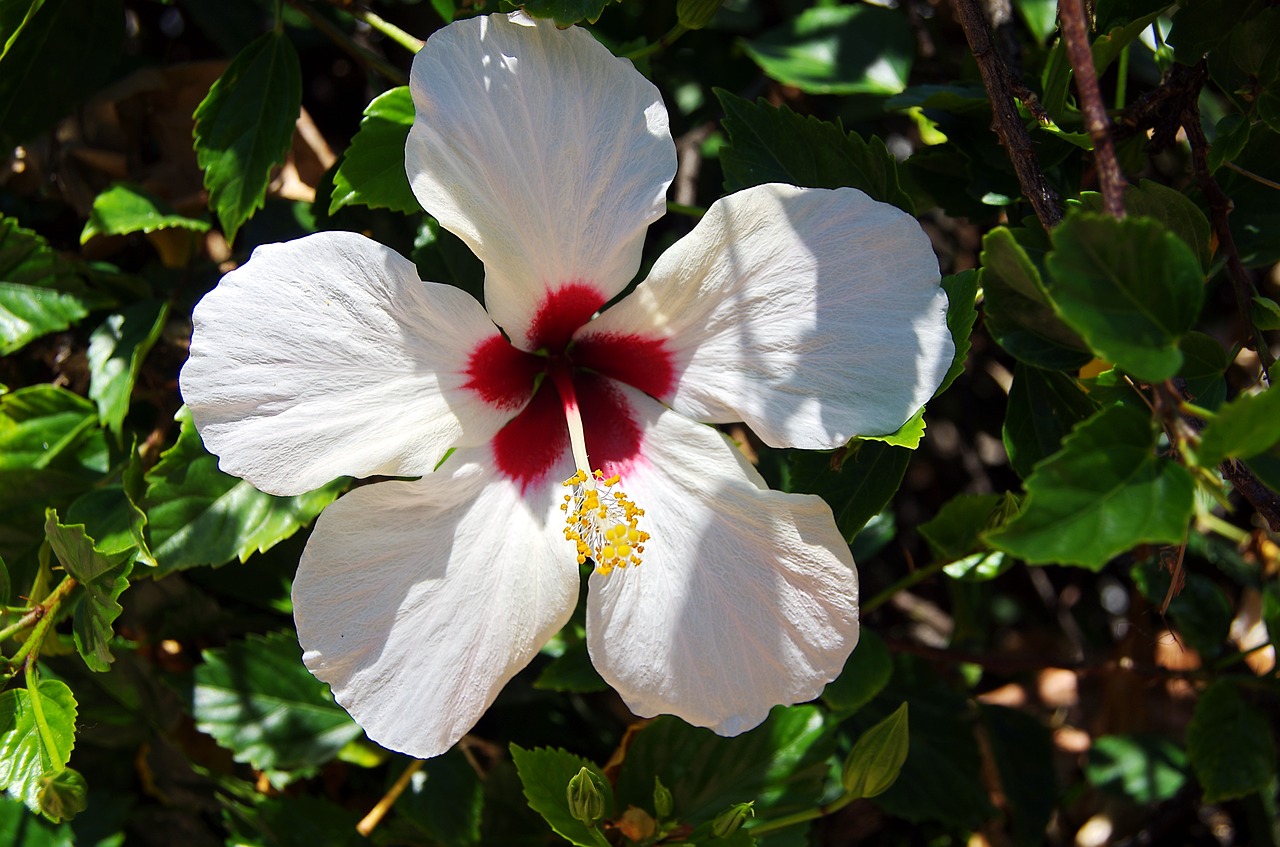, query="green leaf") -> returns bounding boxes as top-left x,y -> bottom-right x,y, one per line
80,183 -> 209,244
979,227 -> 1093,371
822,629 -> 892,717
226,795 -> 364,847
1013,0 -> 1058,42
785,441 -> 911,542
859,408 -> 926,450
144,407 -> 344,573
742,5 -> 914,95
193,31 -> 302,244
1196,378 -> 1280,467
1179,332 -> 1229,411
86,299 -> 168,436
44,509 -> 131,672
398,749 -> 483,847
986,404 -> 1195,568
193,631 -> 363,781
0,0 -> 124,145
614,706 -> 833,828
1252,296 -> 1280,330
1078,180 -> 1213,271
0,215 -> 95,357
66,485 -> 148,565
0,387 -> 108,567
517,0 -> 619,25
329,87 -> 420,215
938,270 -> 978,395
919,493 -> 1004,561
0,793 -> 74,846
510,746 -> 612,847
1167,0 -> 1268,62
1086,733 -> 1188,804
979,705 -> 1056,847
0,680 -> 78,815
0,553 -> 8,605
1187,680 -> 1276,803
1002,362 -> 1099,479
1208,113 -> 1251,174
533,639 -> 608,693
1044,213 -> 1204,382
1095,0 -> 1176,33
35,767 -> 86,824
715,90 -> 914,212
